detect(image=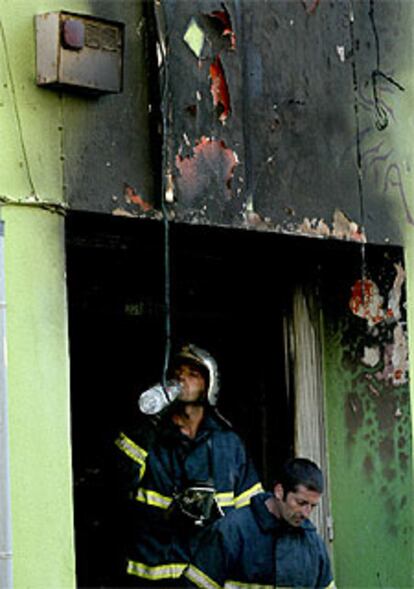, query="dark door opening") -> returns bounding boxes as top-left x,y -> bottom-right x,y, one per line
66,212 -> 297,588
